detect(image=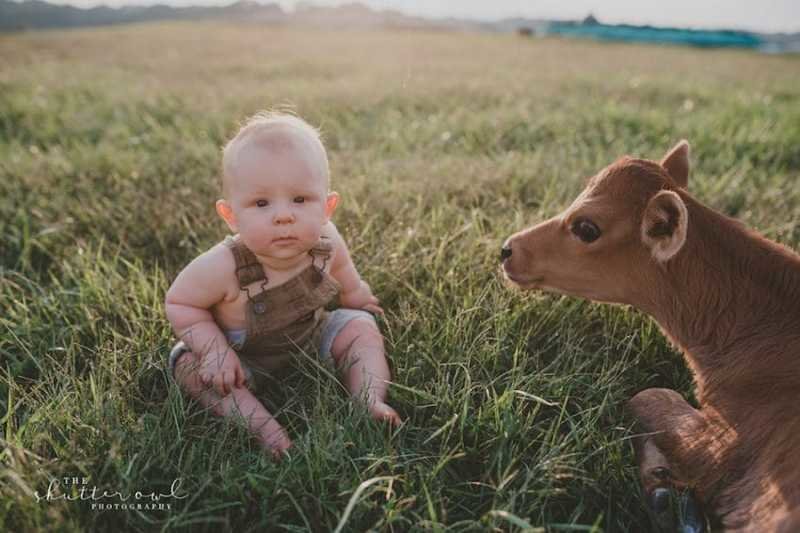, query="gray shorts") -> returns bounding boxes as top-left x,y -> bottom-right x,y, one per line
168,308 -> 376,384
